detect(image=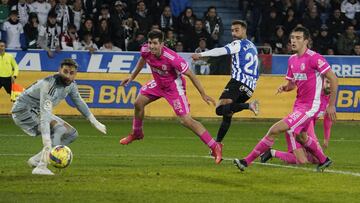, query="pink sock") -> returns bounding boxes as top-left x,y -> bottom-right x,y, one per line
244,136 -> 274,165
306,119 -> 319,143
274,151 -> 297,164
199,131 -> 217,149
323,115 -> 332,142
132,118 -> 143,135
303,136 -> 327,163
306,153 -> 319,164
